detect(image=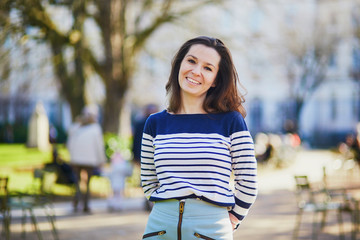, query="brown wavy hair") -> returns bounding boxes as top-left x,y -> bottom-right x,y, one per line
165,36 -> 247,117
